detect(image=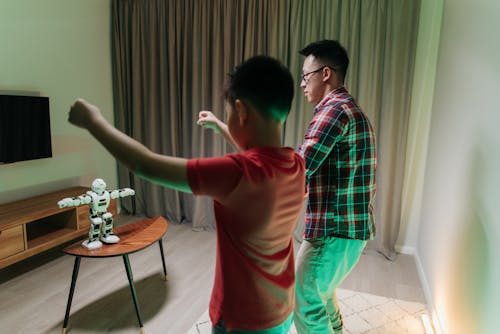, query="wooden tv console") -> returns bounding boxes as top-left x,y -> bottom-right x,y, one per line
0,186 -> 117,269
